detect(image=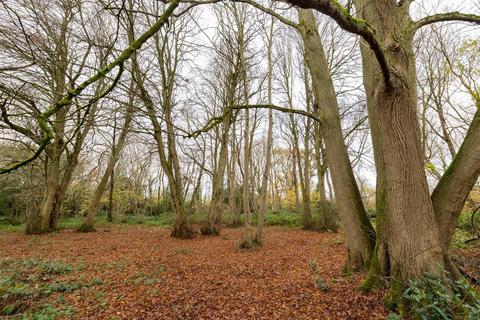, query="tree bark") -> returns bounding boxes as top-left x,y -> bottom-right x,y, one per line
297,8 -> 375,269
432,107 -> 480,247
350,2 -> 450,299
